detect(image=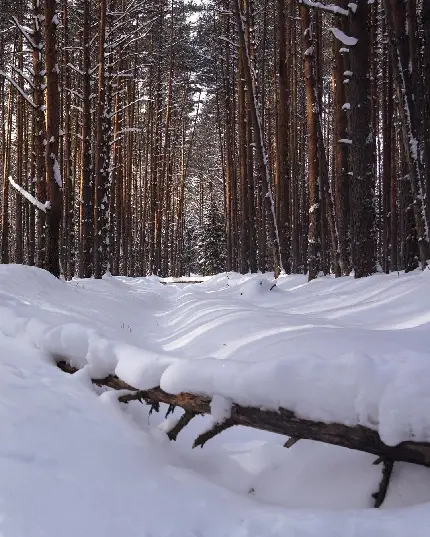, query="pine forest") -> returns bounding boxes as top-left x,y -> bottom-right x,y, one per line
0,0 -> 430,281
